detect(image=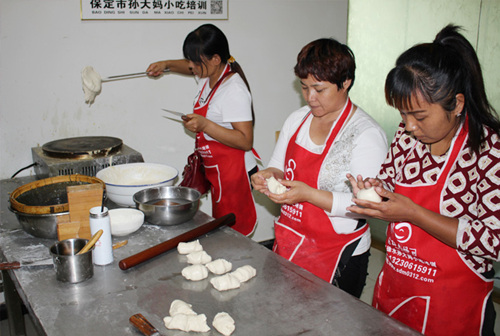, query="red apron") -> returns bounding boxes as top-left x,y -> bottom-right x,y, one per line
373,121 -> 493,335
193,65 -> 257,236
273,99 -> 368,282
